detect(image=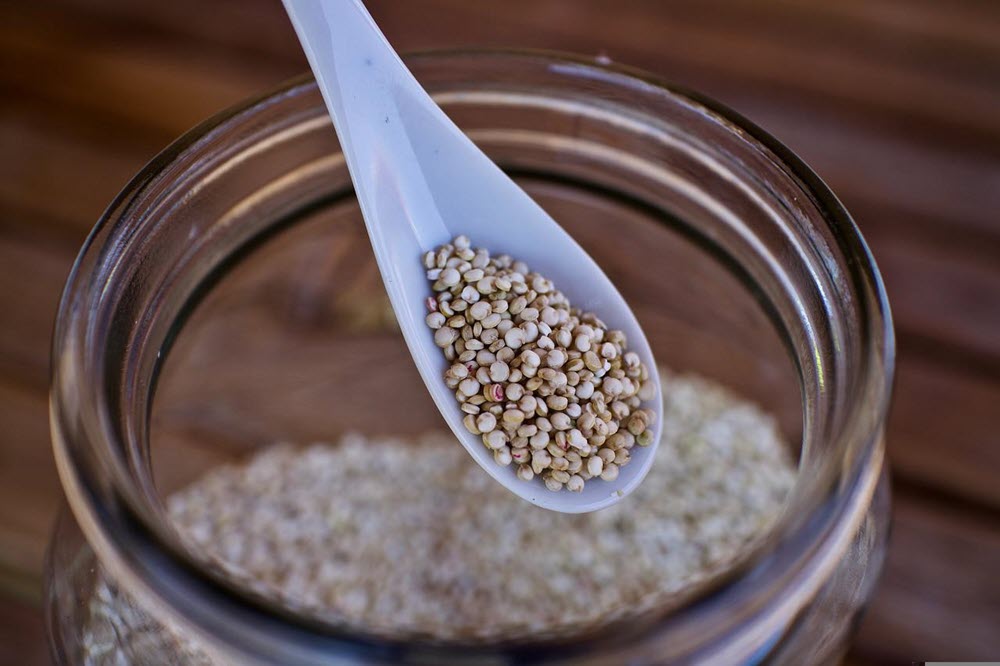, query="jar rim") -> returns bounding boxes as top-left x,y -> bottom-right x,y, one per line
50,48 -> 894,662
